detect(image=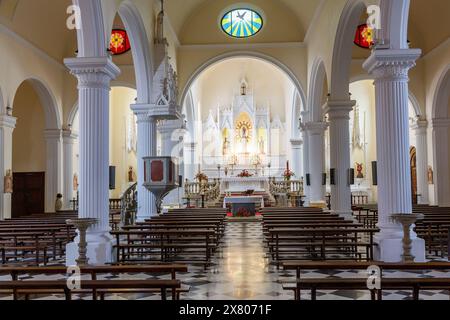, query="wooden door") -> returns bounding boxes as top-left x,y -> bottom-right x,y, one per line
11,172 -> 45,218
